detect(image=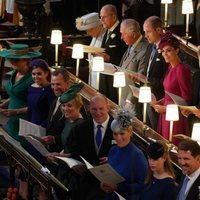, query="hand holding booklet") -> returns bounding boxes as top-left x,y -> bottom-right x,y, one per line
80,156 -> 125,184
